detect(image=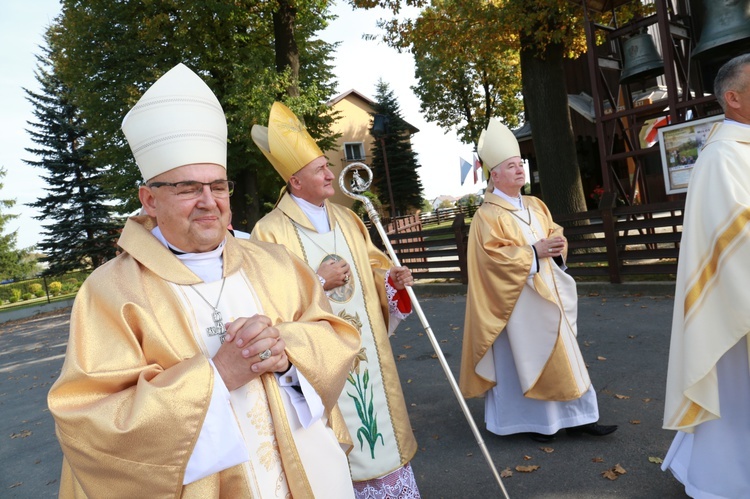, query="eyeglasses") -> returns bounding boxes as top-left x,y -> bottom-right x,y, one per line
146,180 -> 235,199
